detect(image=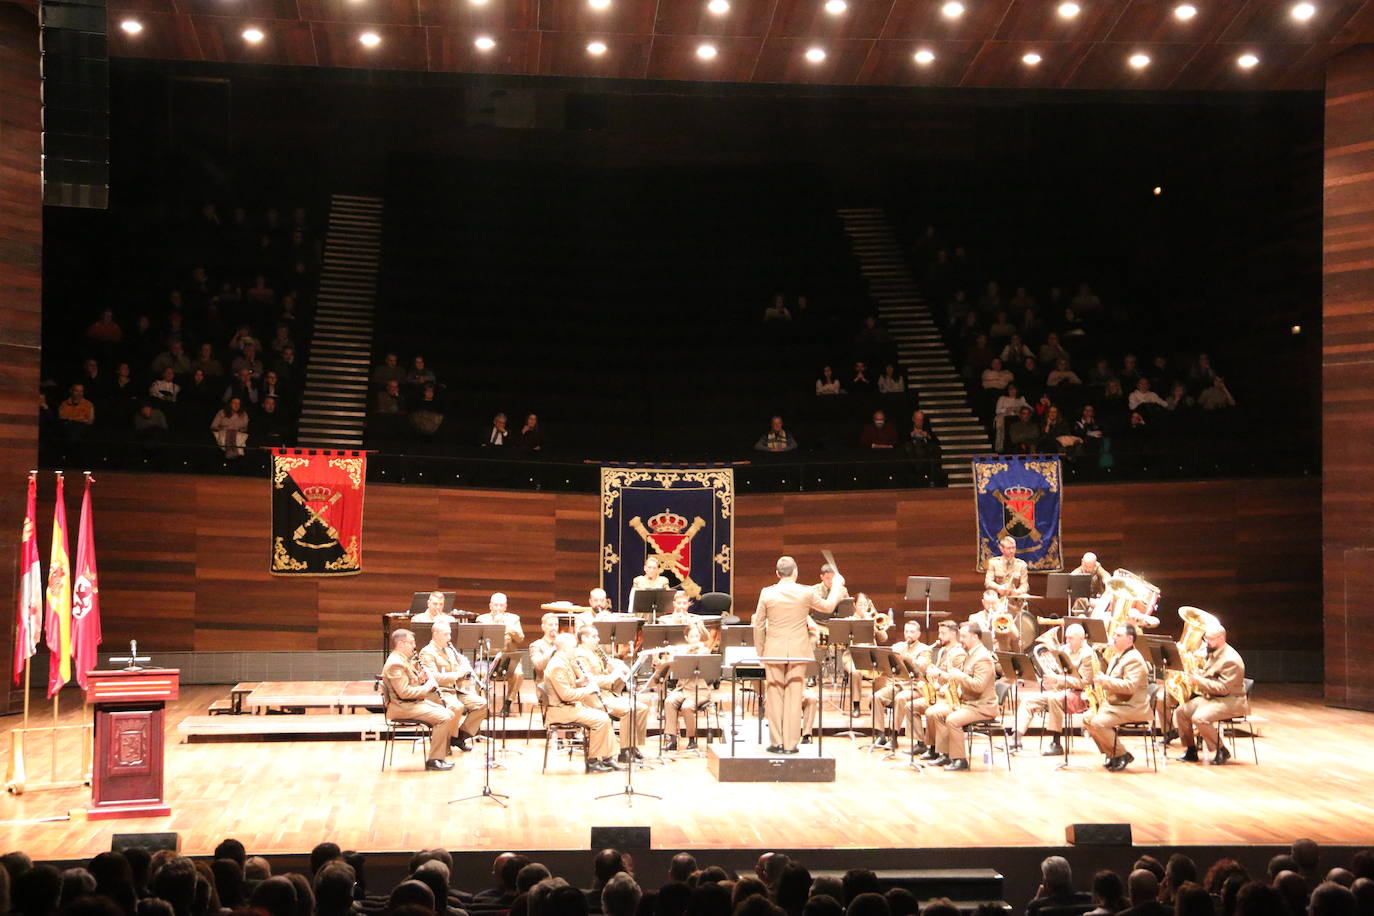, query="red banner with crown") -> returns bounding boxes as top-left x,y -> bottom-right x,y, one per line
270,449 -> 366,576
